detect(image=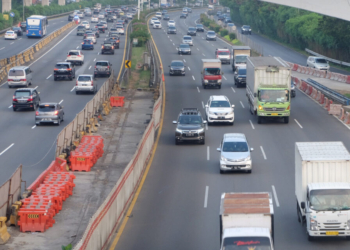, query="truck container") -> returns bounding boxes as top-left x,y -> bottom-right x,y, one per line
201,59 -> 223,89
246,56 -> 291,124
231,46 -> 251,71
220,192 -> 274,250
295,141 -> 350,241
